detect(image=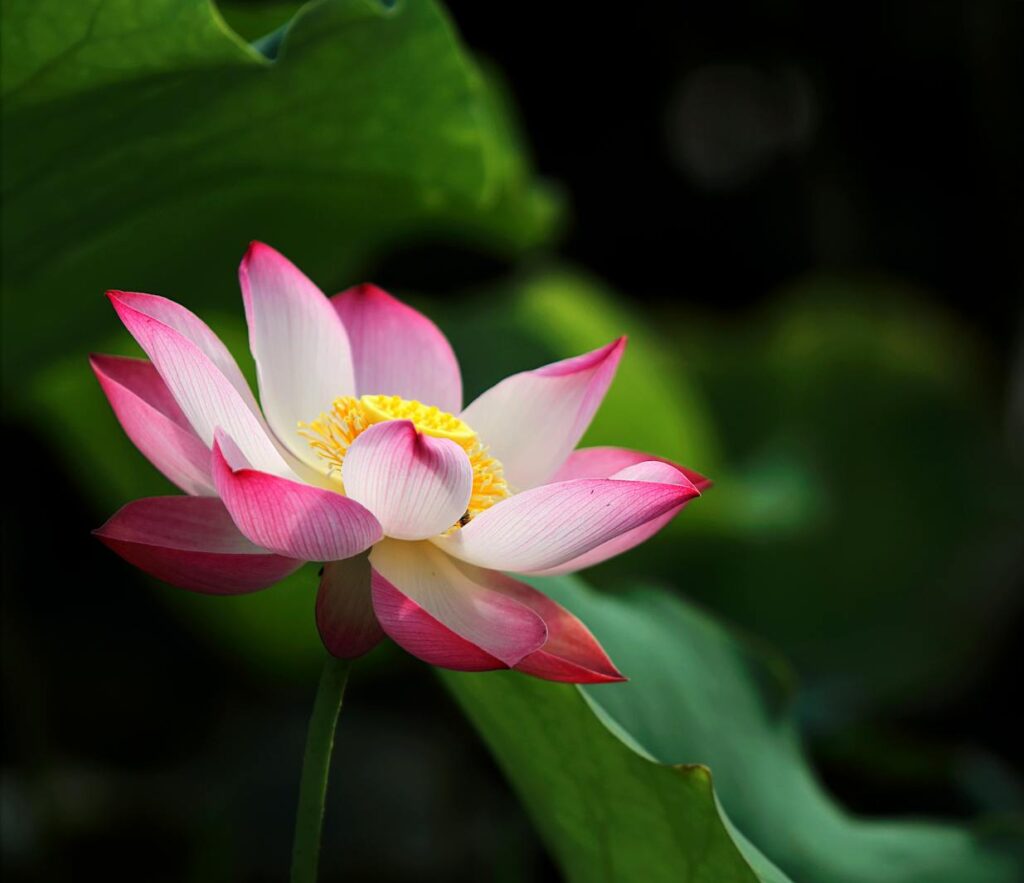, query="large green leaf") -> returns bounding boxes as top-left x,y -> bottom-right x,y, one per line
1,0 -> 558,383
441,576 -> 1023,883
